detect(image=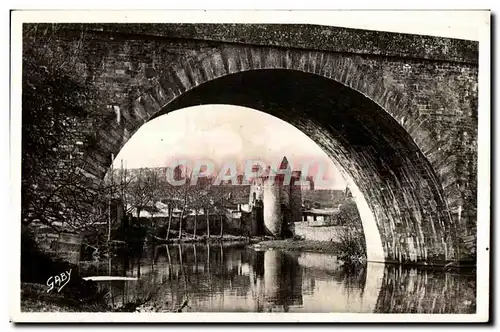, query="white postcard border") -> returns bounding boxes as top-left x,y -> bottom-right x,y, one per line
9,10 -> 491,323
